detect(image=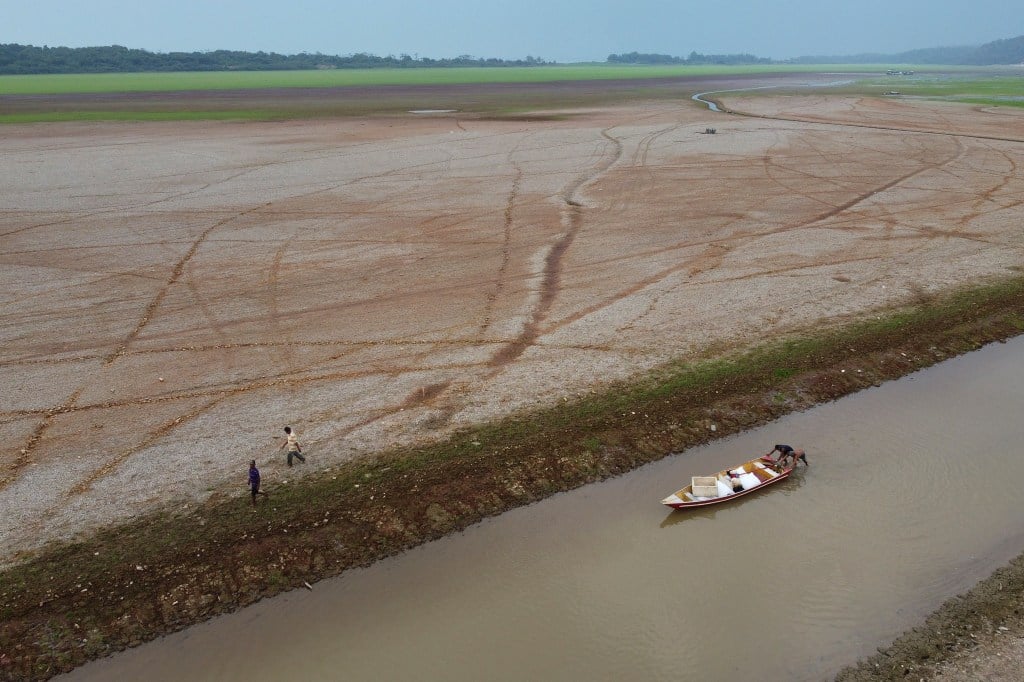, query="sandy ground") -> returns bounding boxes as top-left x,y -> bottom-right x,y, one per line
2,92 -> 1023,564
932,636 -> 1024,680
